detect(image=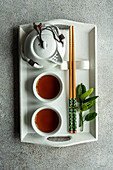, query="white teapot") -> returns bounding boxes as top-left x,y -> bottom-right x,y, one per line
21,23 -> 66,69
